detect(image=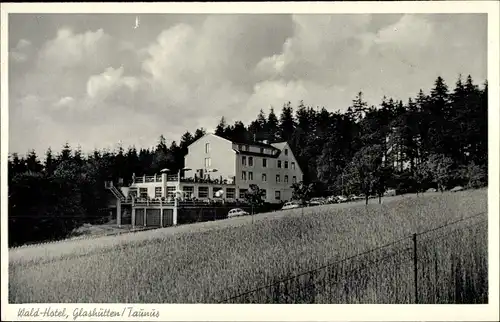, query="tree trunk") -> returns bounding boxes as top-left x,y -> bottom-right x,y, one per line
378,194 -> 381,204
365,194 -> 369,205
